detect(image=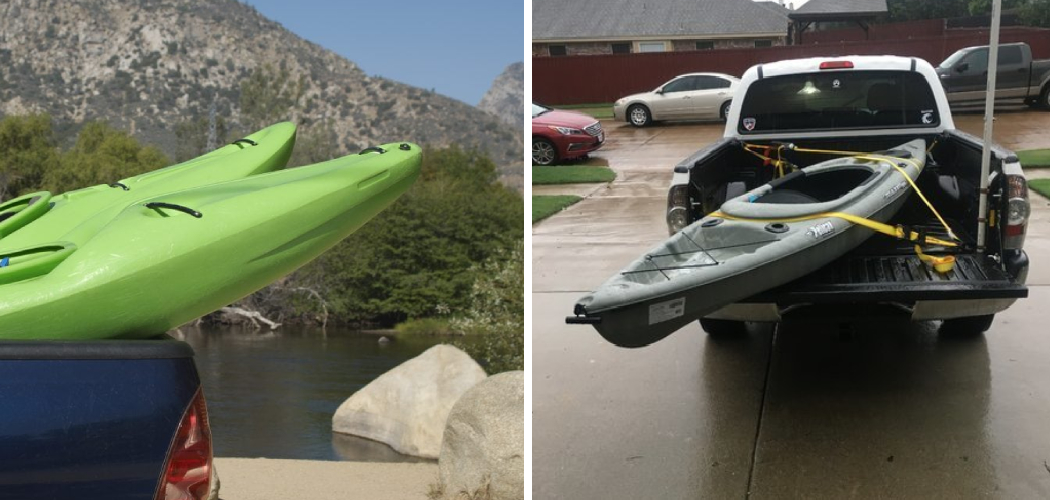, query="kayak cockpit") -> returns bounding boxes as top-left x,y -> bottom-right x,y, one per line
0,242 -> 77,285
0,192 -> 52,238
755,166 -> 878,205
